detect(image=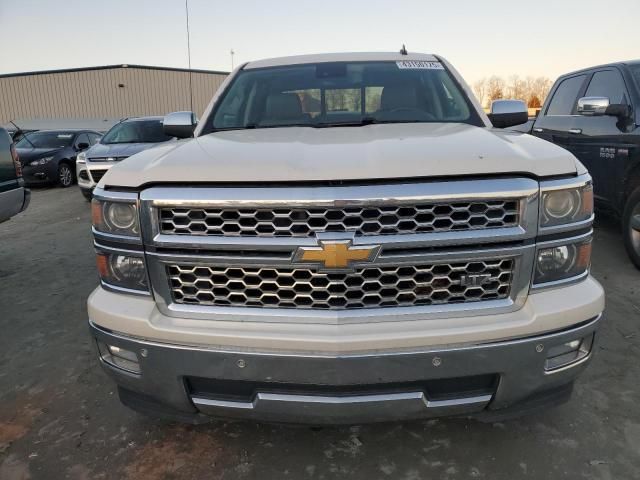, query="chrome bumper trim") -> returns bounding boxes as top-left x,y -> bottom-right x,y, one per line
191,392 -> 493,422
